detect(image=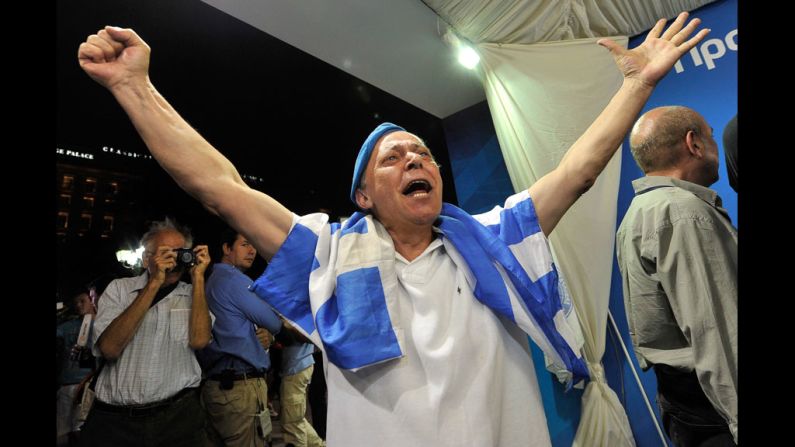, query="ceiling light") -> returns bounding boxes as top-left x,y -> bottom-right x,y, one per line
457,45 -> 480,69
